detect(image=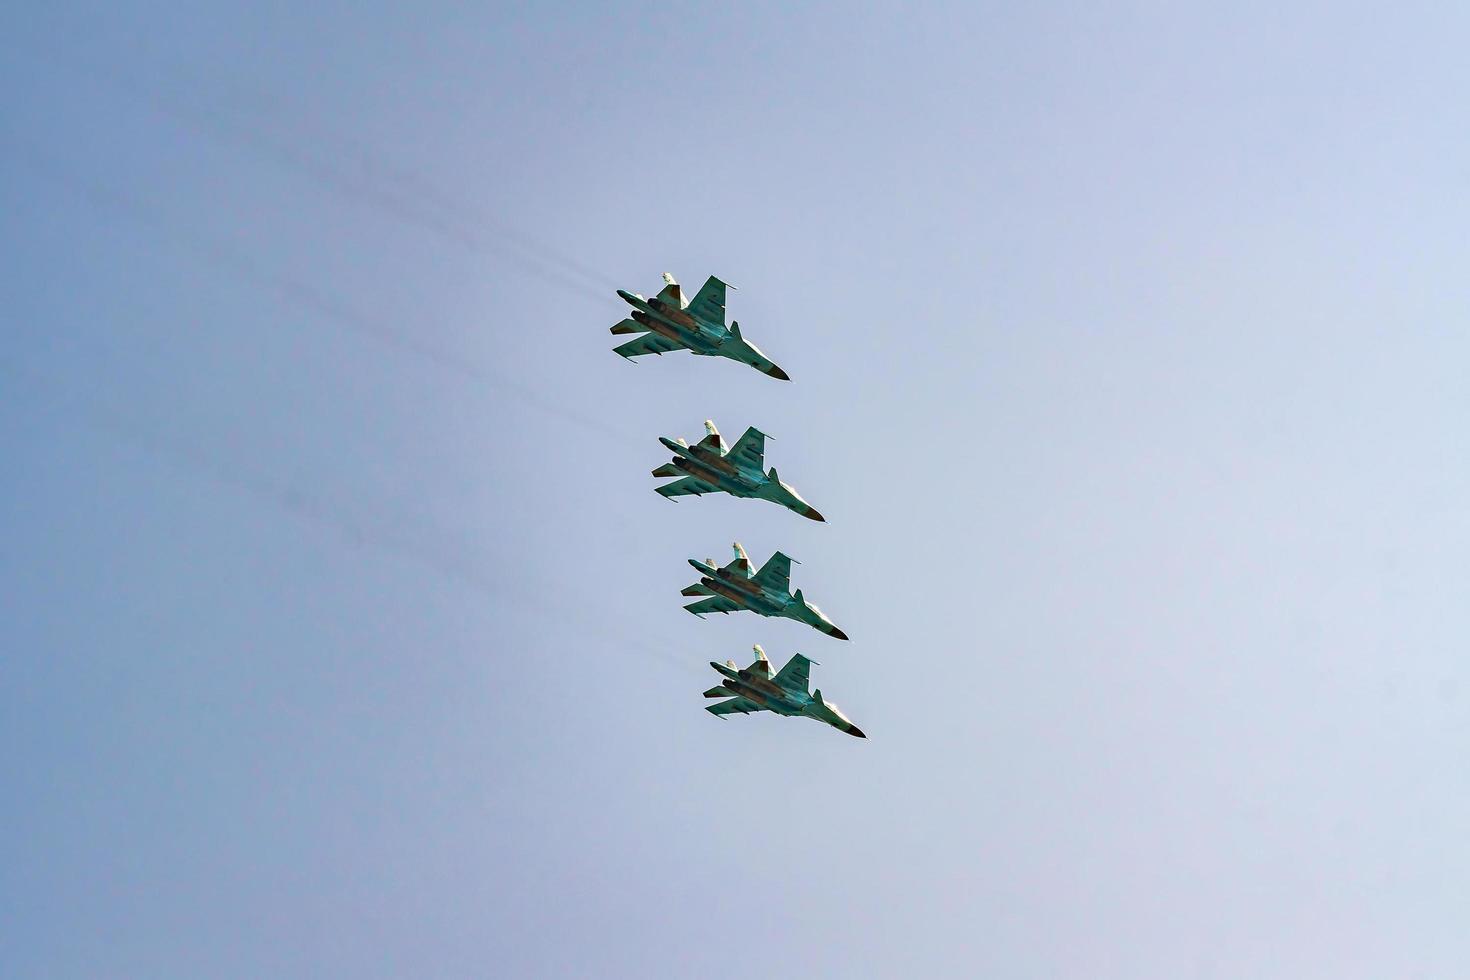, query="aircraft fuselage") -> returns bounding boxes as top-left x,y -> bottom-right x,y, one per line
618,291 -> 726,354
686,559 -> 789,617
660,439 -> 761,495
719,676 -> 806,715
700,574 -> 787,617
